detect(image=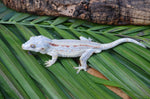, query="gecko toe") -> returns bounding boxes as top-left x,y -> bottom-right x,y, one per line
74,66 -> 87,73
45,61 -> 52,67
